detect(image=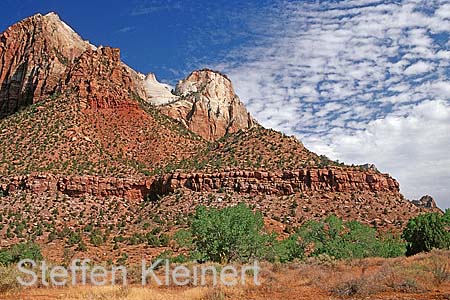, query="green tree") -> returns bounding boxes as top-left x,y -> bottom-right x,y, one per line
298,215 -> 405,259
191,204 -> 271,263
403,213 -> 450,256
